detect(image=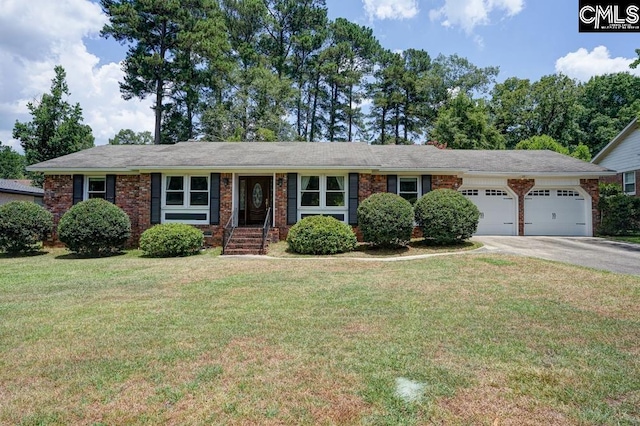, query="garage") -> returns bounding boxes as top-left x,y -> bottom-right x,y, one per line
524,188 -> 590,236
460,188 -> 517,235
